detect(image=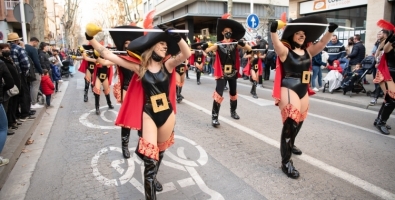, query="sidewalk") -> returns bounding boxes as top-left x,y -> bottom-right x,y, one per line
0,106 -> 45,190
